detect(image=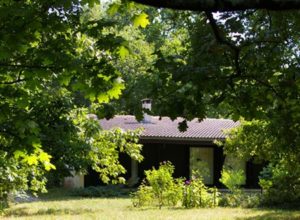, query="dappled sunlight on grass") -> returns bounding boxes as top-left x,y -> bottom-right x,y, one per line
236,209 -> 300,220
2,191 -> 300,220
4,207 -> 95,217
